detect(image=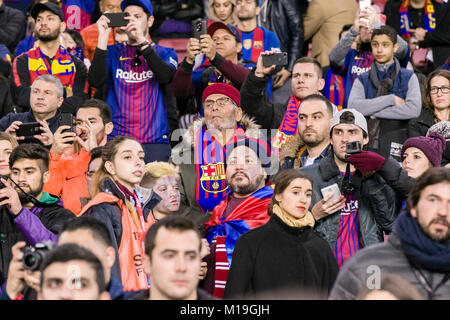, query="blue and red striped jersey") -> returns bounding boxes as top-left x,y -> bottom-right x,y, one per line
105,43 -> 178,144
334,172 -> 361,268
